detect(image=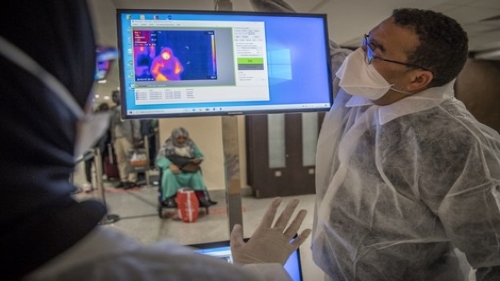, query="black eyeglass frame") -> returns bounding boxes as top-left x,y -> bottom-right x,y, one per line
363,34 -> 431,72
